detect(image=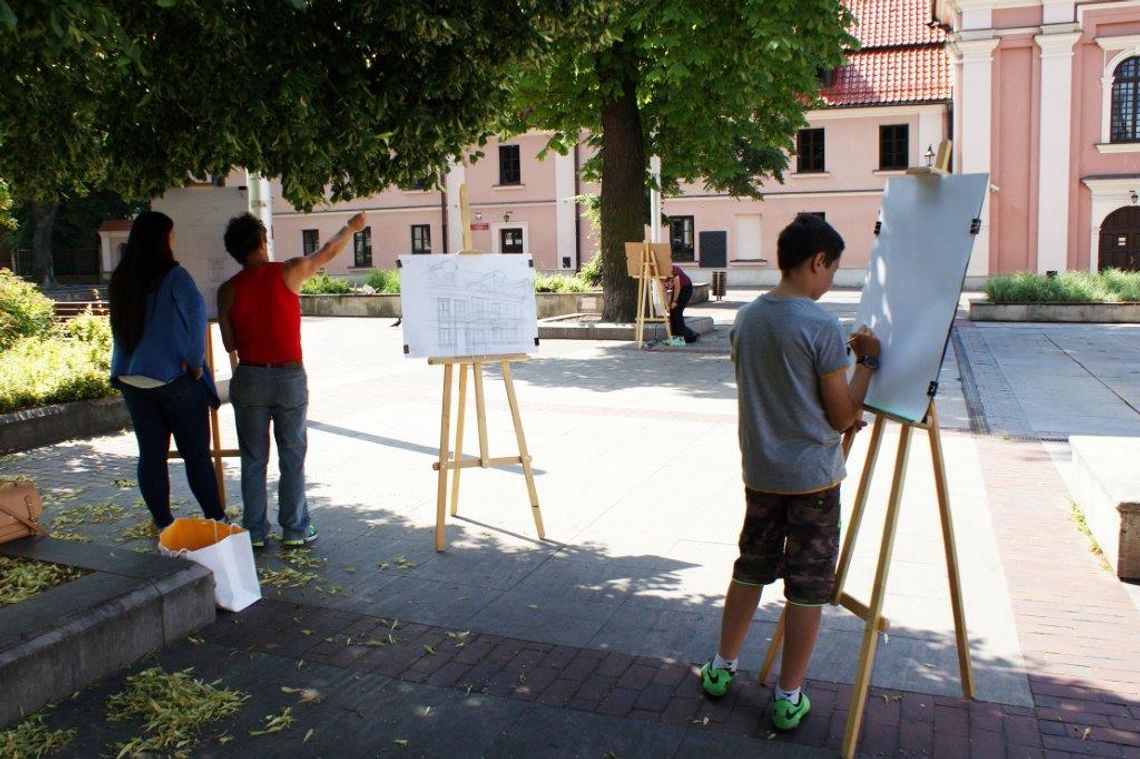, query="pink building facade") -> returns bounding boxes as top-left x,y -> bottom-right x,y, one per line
107,0 -> 1140,285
